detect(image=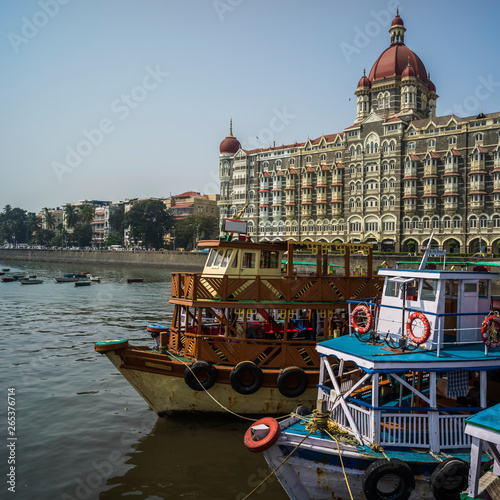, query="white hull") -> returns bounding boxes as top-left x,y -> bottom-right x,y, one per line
105,351 -> 317,415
